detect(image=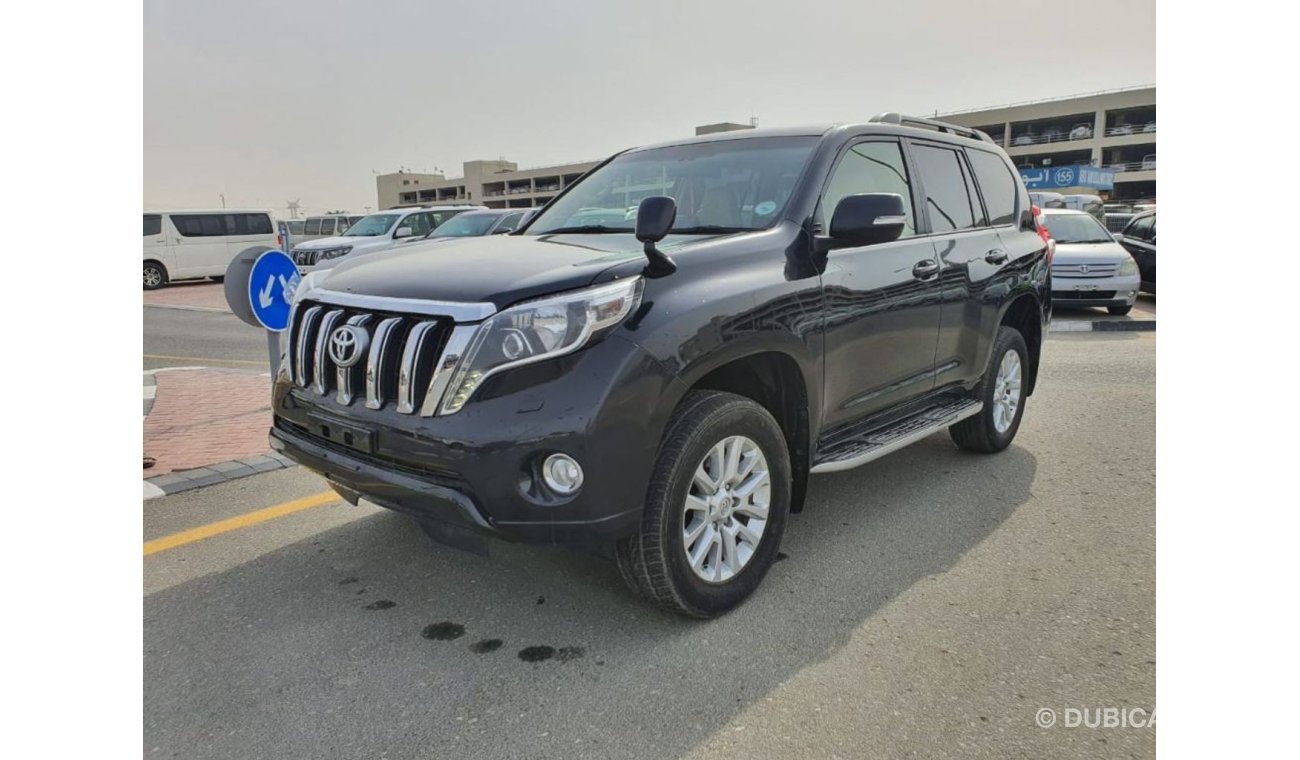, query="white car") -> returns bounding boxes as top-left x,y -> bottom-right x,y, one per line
1041,209 -> 1142,315
144,209 -> 277,290
289,205 -> 484,272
